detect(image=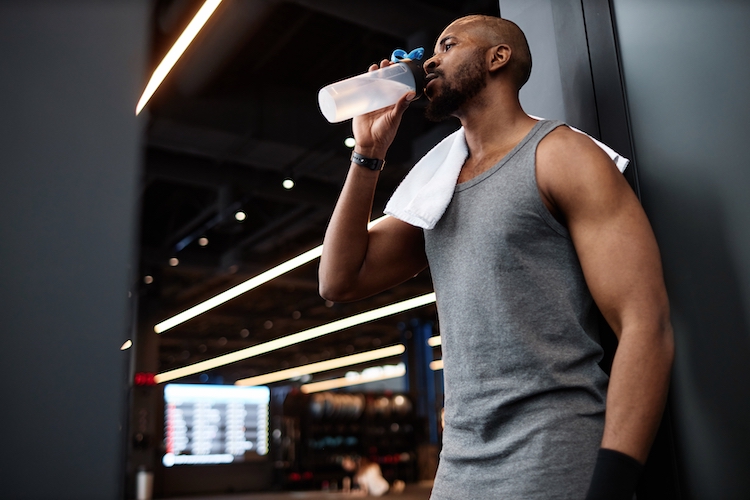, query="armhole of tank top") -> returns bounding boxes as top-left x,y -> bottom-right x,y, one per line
530,126 -> 570,239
